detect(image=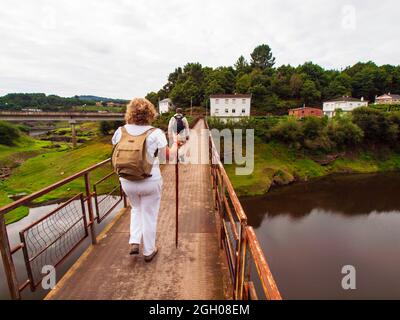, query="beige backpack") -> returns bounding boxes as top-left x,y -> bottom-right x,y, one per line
112,127 -> 156,181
